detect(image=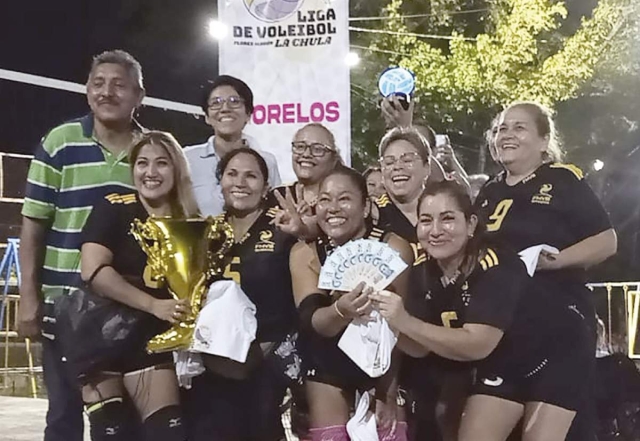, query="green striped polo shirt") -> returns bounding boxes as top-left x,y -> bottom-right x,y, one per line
22,114 -> 137,306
